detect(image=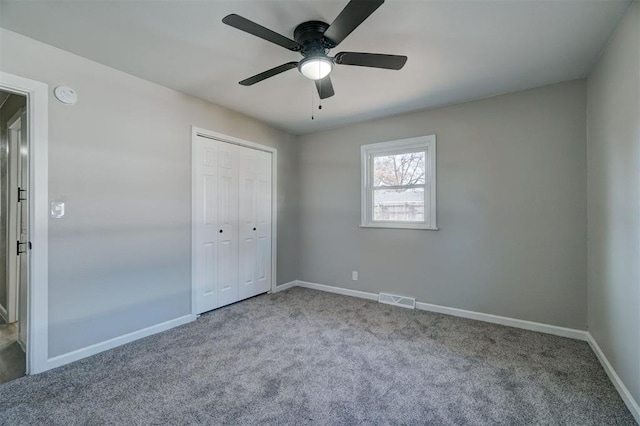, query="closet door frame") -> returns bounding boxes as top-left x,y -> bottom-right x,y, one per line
190,126 -> 278,318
